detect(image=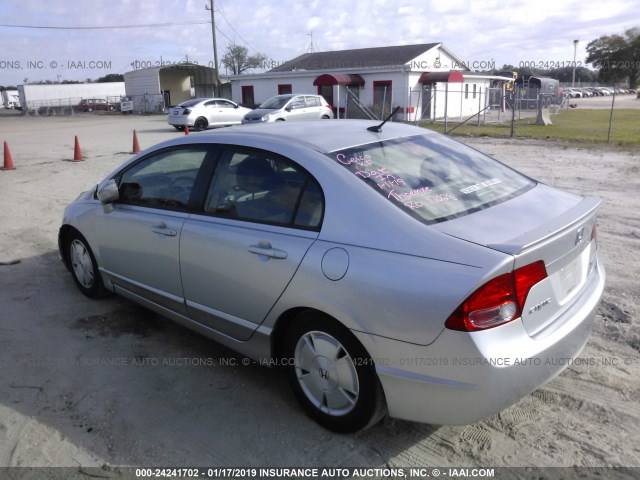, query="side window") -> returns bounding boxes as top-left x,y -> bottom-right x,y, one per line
305,96 -> 320,107
289,97 -> 305,109
204,100 -> 217,107
204,149 -> 323,229
118,148 -> 209,210
216,100 -> 234,108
